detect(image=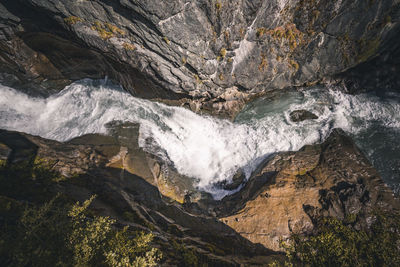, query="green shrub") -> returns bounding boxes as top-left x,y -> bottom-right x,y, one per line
171,239 -> 200,267
0,162 -> 161,266
276,214 -> 400,267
